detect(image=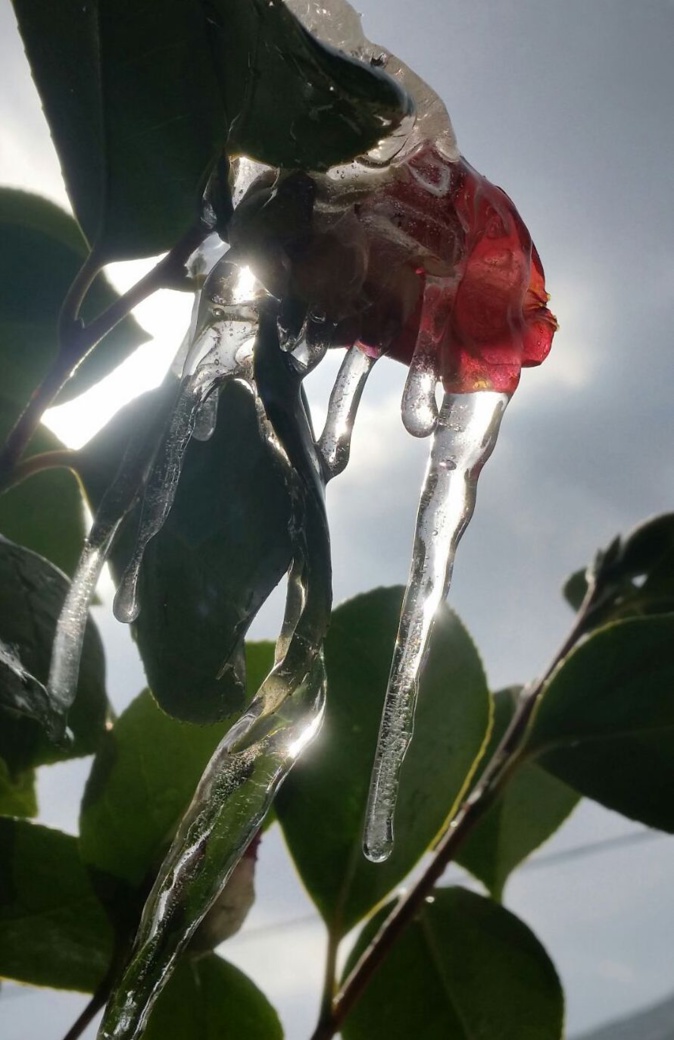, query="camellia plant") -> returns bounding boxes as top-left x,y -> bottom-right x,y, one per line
1,2 -> 674,1039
